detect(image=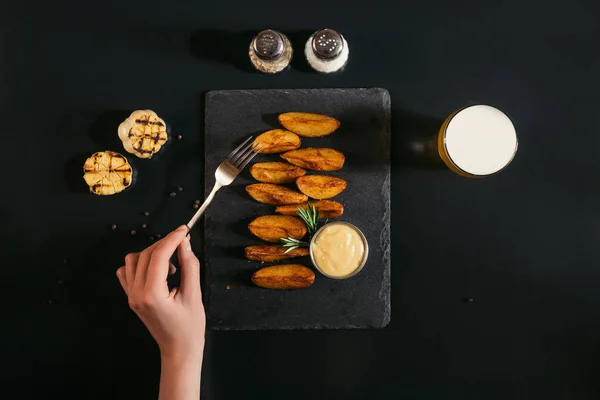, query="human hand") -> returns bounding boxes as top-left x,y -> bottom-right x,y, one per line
116,225 -> 206,364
